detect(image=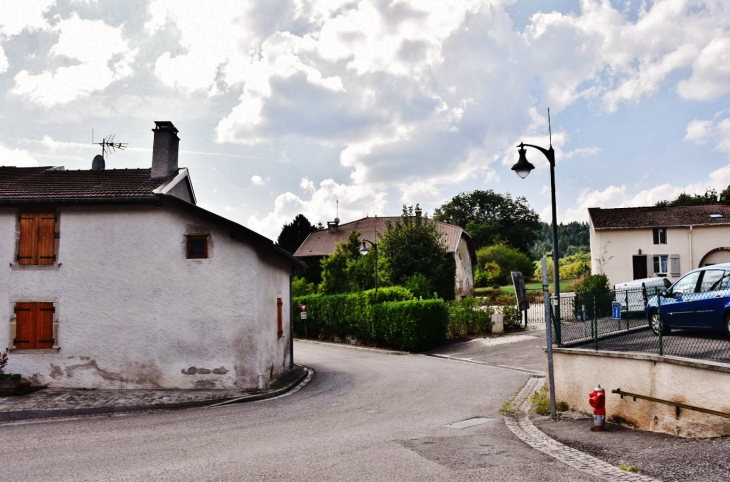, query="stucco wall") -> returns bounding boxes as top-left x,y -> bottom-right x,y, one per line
454,237 -> 474,299
590,223 -> 730,286
549,348 -> 730,438
0,205 -> 293,390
